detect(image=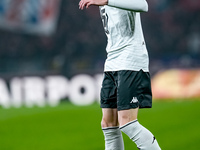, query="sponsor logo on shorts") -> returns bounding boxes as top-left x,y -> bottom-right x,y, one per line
130,97 -> 138,103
